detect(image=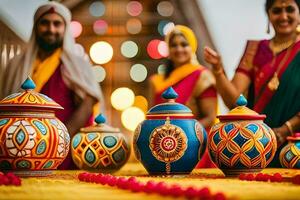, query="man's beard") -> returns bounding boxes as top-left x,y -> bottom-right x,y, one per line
36,33 -> 63,52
